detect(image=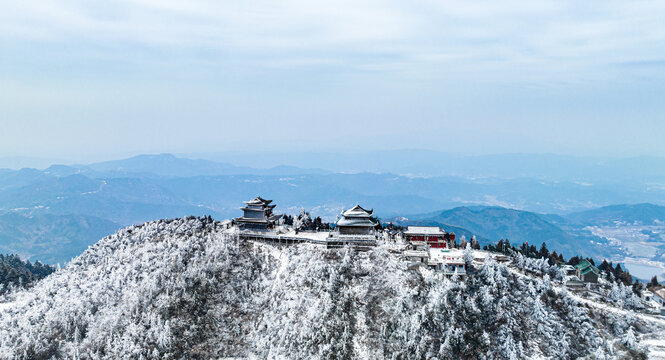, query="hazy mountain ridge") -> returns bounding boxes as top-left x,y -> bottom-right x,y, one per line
41,154 -> 330,179
392,206 -> 611,259
186,151 -> 665,183
0,217 -> 655,359
567,203 -> 665,226
3,154 -> 665,265
8,153 -> 665,210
